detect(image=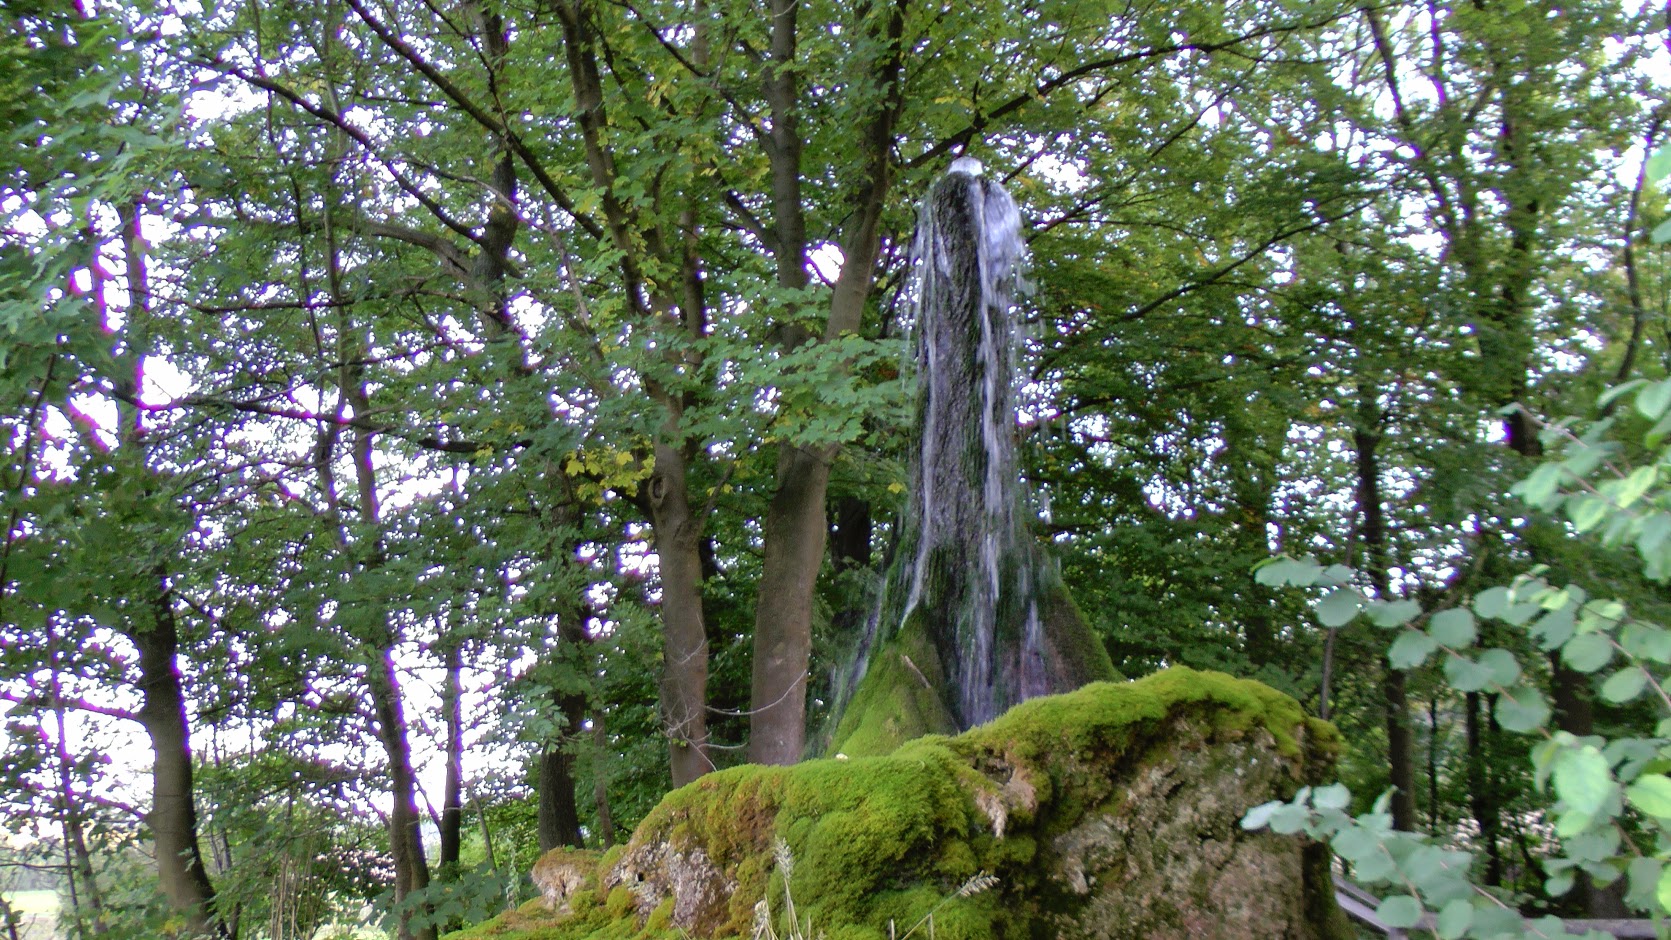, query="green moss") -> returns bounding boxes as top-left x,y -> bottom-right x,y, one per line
453,666 -> 1345,940
644,899 -> 674,932
1037,577 -> 1119,687
604,887 -> 635,920
827,611 -> 957,757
